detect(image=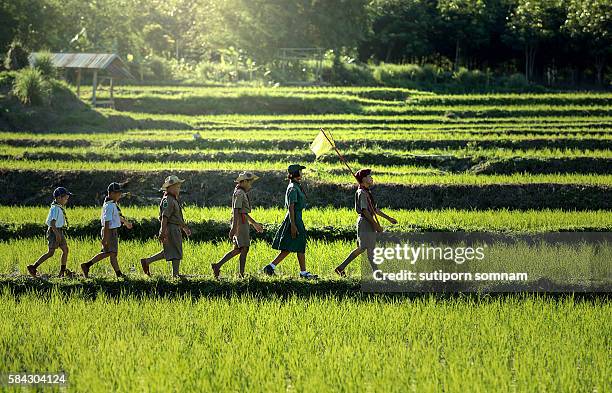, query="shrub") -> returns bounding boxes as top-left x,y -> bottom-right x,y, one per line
0,71 -> 17,89
4,40 -> 29,71
146,55 -> 172,80
31,51 -> 56,79
372,63 -> 424,87
11,67 -> 51,106
504,73 -> 529,89
453,67 -> 488,90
